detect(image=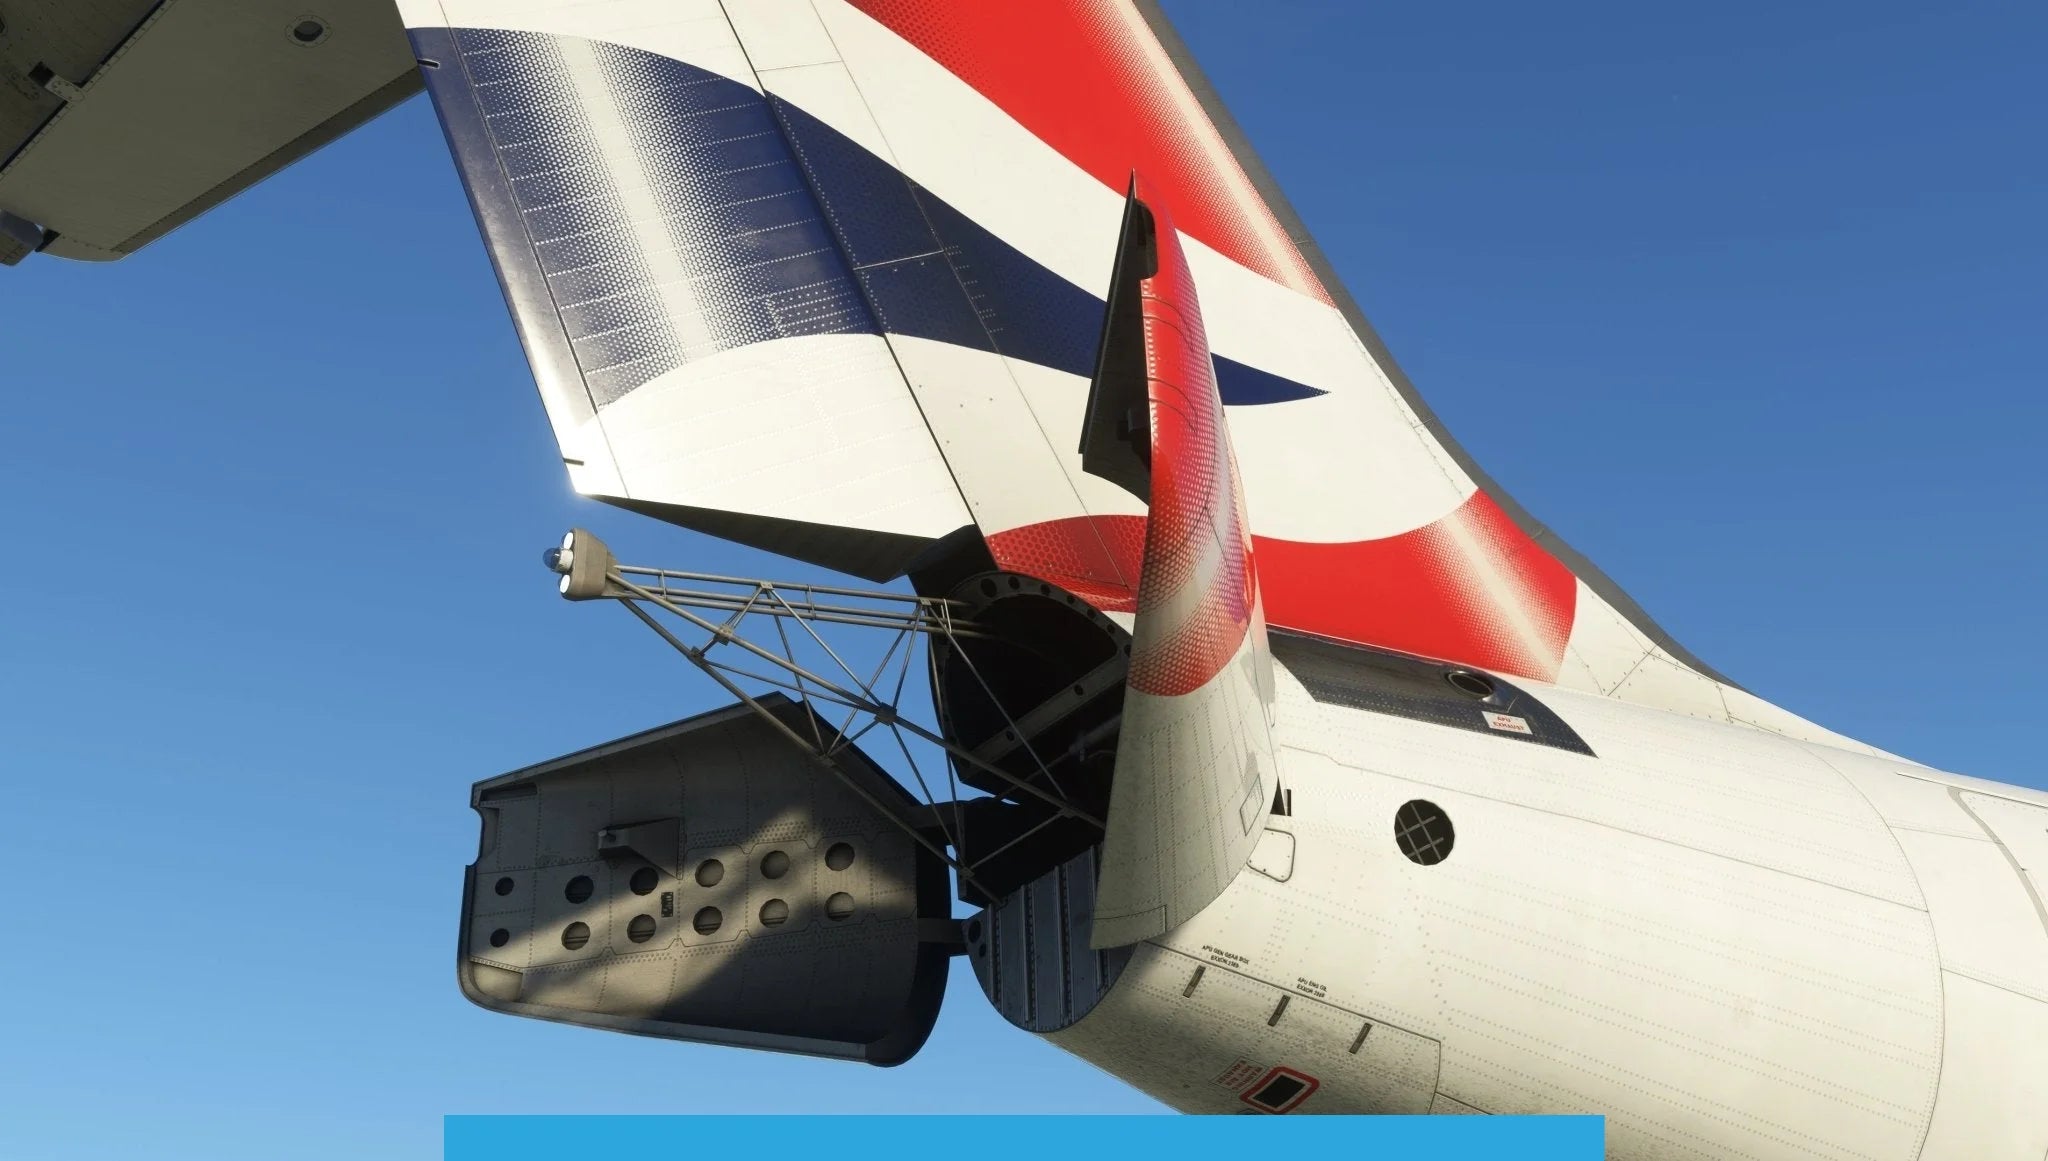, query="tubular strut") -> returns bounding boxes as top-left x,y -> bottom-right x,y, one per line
555,542 -> 1110,897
